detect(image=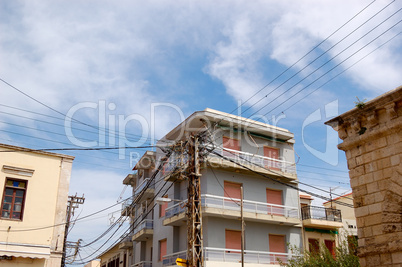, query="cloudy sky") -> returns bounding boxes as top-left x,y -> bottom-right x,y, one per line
1,0 -> 401,264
